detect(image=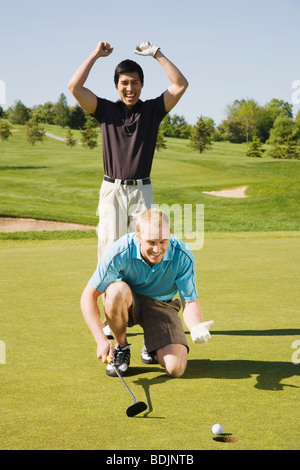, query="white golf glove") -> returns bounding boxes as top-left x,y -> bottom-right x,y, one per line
191,321 -> 215,344
134,41 -> 160,58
